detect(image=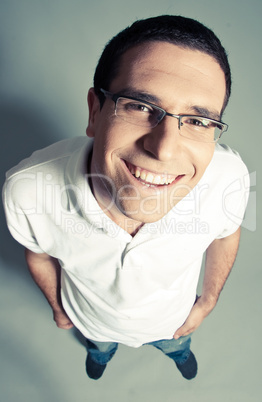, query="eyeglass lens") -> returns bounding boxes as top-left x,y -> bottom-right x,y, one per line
115,97 -> 222,142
